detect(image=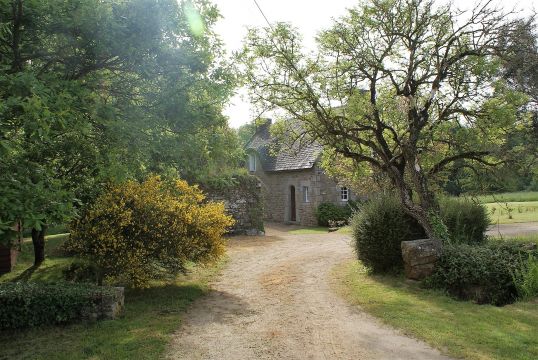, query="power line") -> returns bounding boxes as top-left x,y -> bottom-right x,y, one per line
252,0 -> 274,30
